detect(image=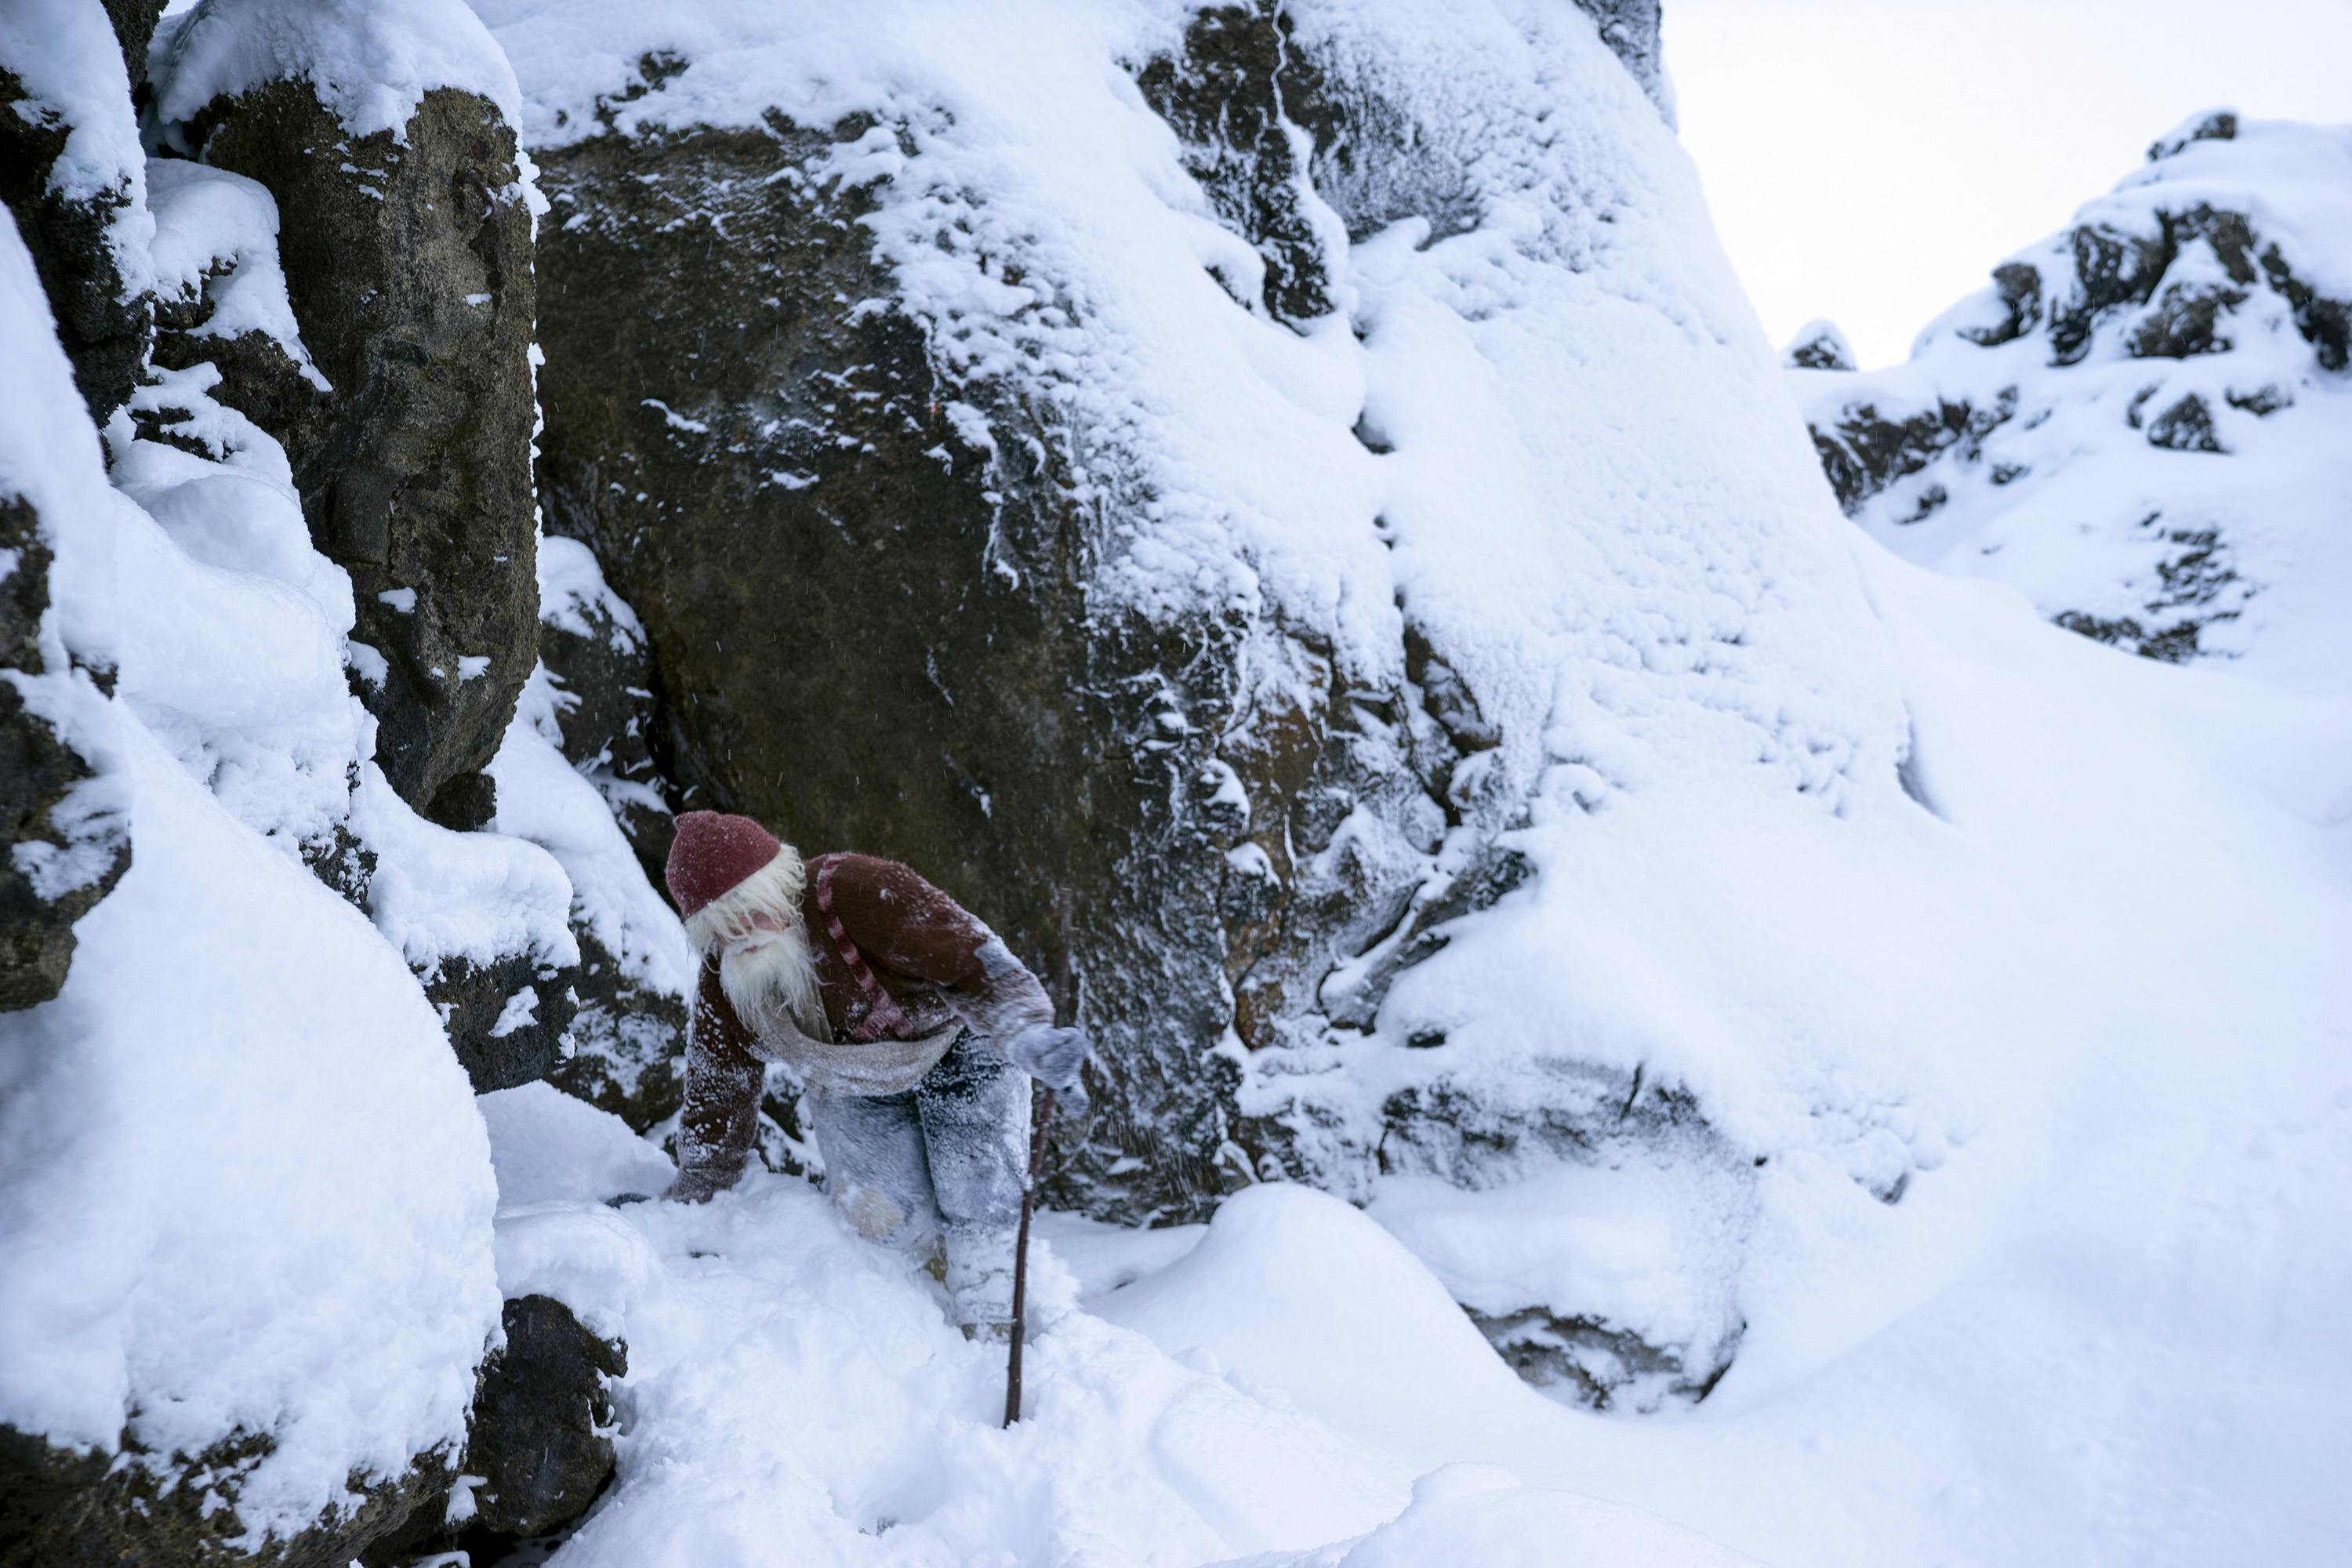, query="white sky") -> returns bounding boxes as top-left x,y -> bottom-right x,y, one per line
1668,0 -> 2352,368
